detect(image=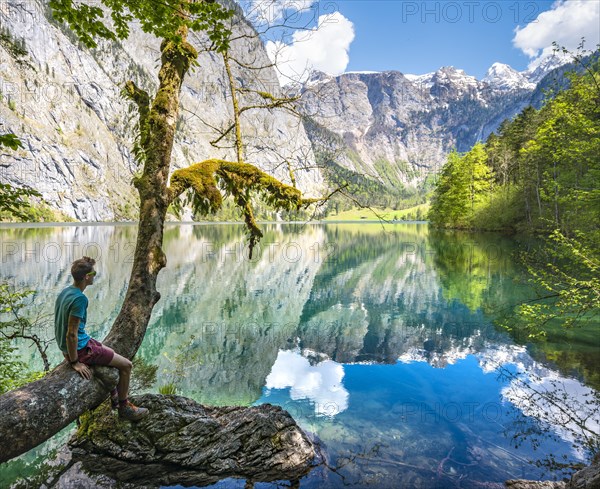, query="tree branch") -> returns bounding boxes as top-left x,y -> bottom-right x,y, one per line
123,80 -> 151,125
167,159 -> 320,257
